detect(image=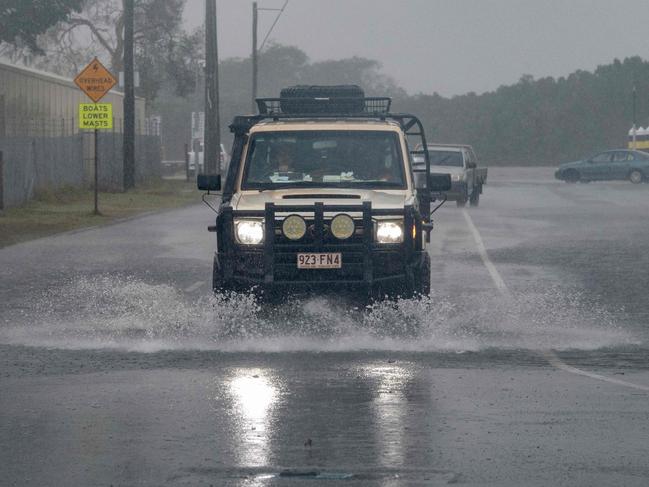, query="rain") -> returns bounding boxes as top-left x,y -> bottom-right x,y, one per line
2,1 -> 649,486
